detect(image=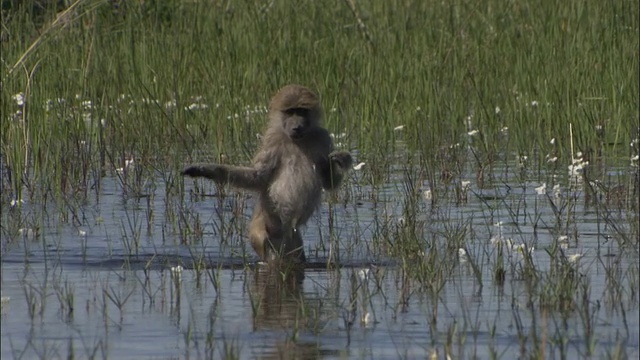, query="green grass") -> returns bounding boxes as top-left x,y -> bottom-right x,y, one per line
0,3 -> 638,357
1,0 -> 637,201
